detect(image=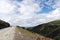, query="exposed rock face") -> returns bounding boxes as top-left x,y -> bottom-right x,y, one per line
0,27 -> 34,40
